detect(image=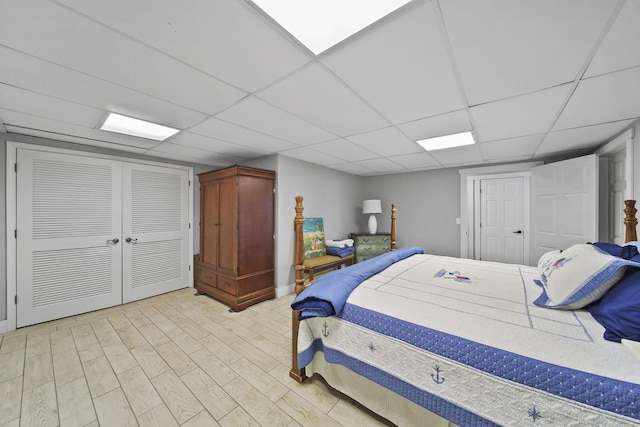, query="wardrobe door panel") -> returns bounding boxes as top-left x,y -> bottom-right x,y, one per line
216,177 -> 238,276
